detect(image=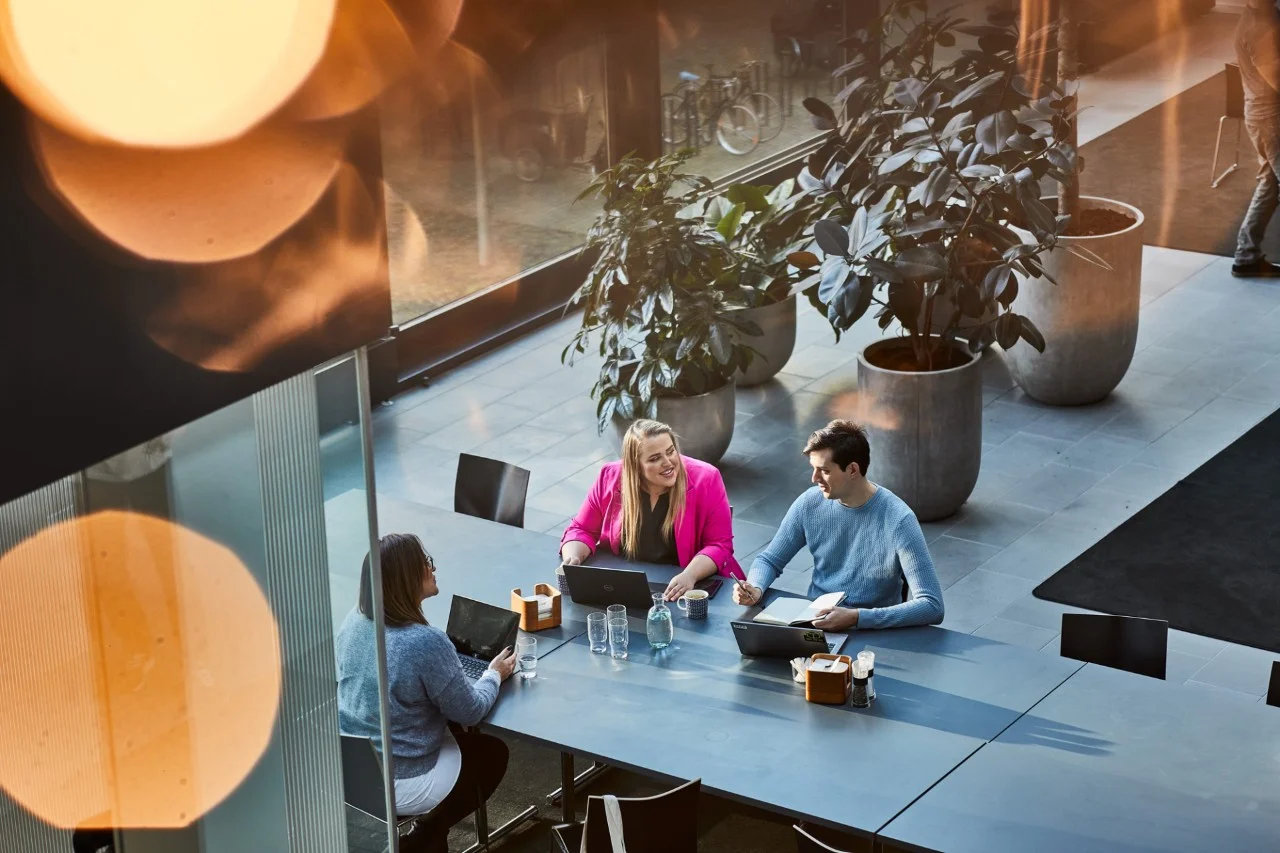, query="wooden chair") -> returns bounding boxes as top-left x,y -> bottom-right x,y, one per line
454,453 -> 531,528
550,779 -> 701,853
1060,614 -> 1168,680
